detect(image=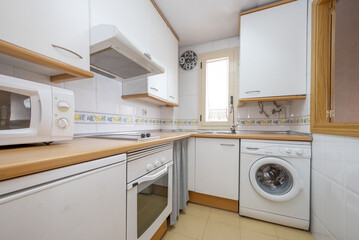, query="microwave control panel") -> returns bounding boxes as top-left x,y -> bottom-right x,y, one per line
51,87 -> 74,141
